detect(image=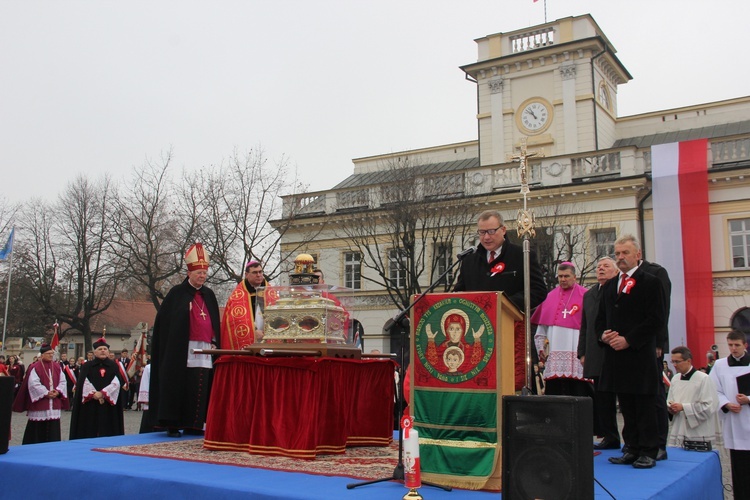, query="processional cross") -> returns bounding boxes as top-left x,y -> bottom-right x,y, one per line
509,138 -> 544,393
